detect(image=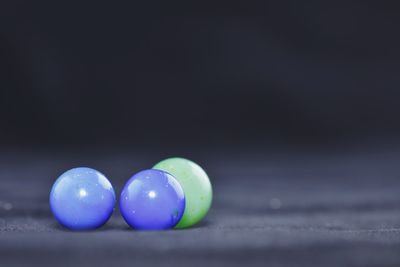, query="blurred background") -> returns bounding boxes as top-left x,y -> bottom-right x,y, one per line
2,1 -> 400,151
